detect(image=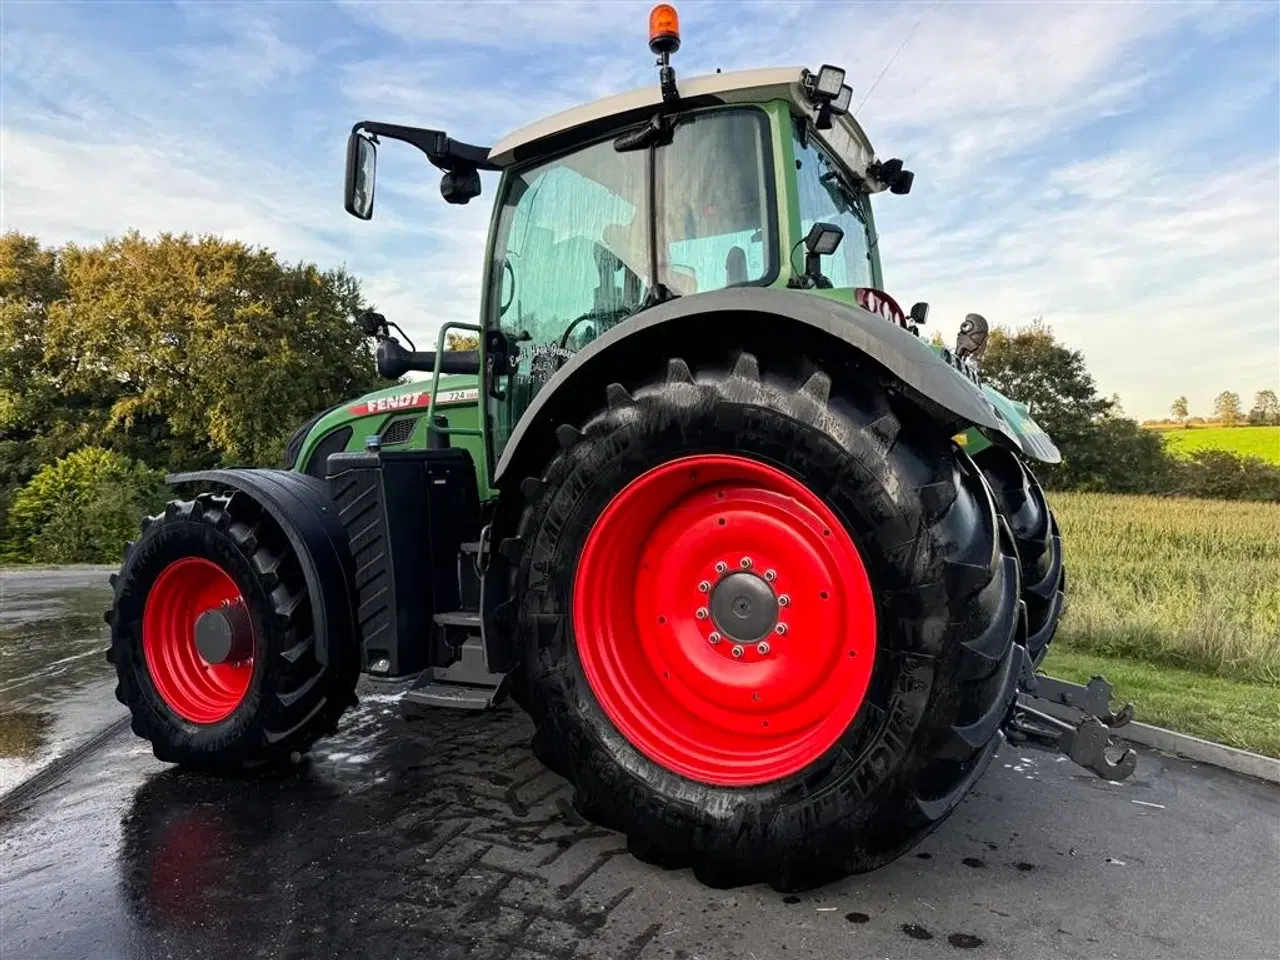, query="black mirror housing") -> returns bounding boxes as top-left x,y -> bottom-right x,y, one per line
909,302 -> 929,325
345,132 -> 377,220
